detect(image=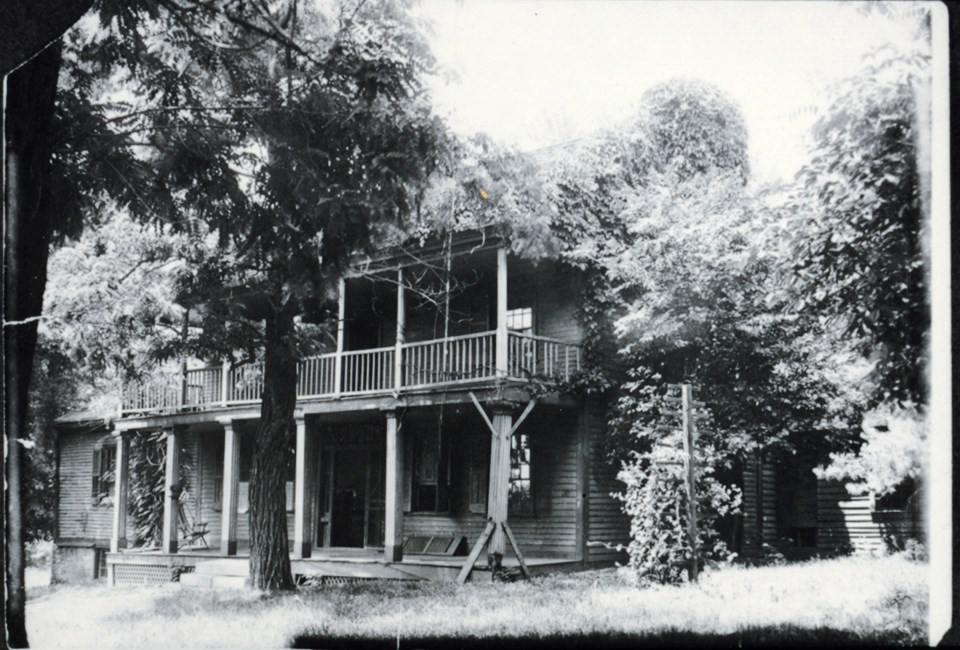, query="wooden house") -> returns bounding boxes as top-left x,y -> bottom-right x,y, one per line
51,231 -> 921,586
53,233 -> 630,586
